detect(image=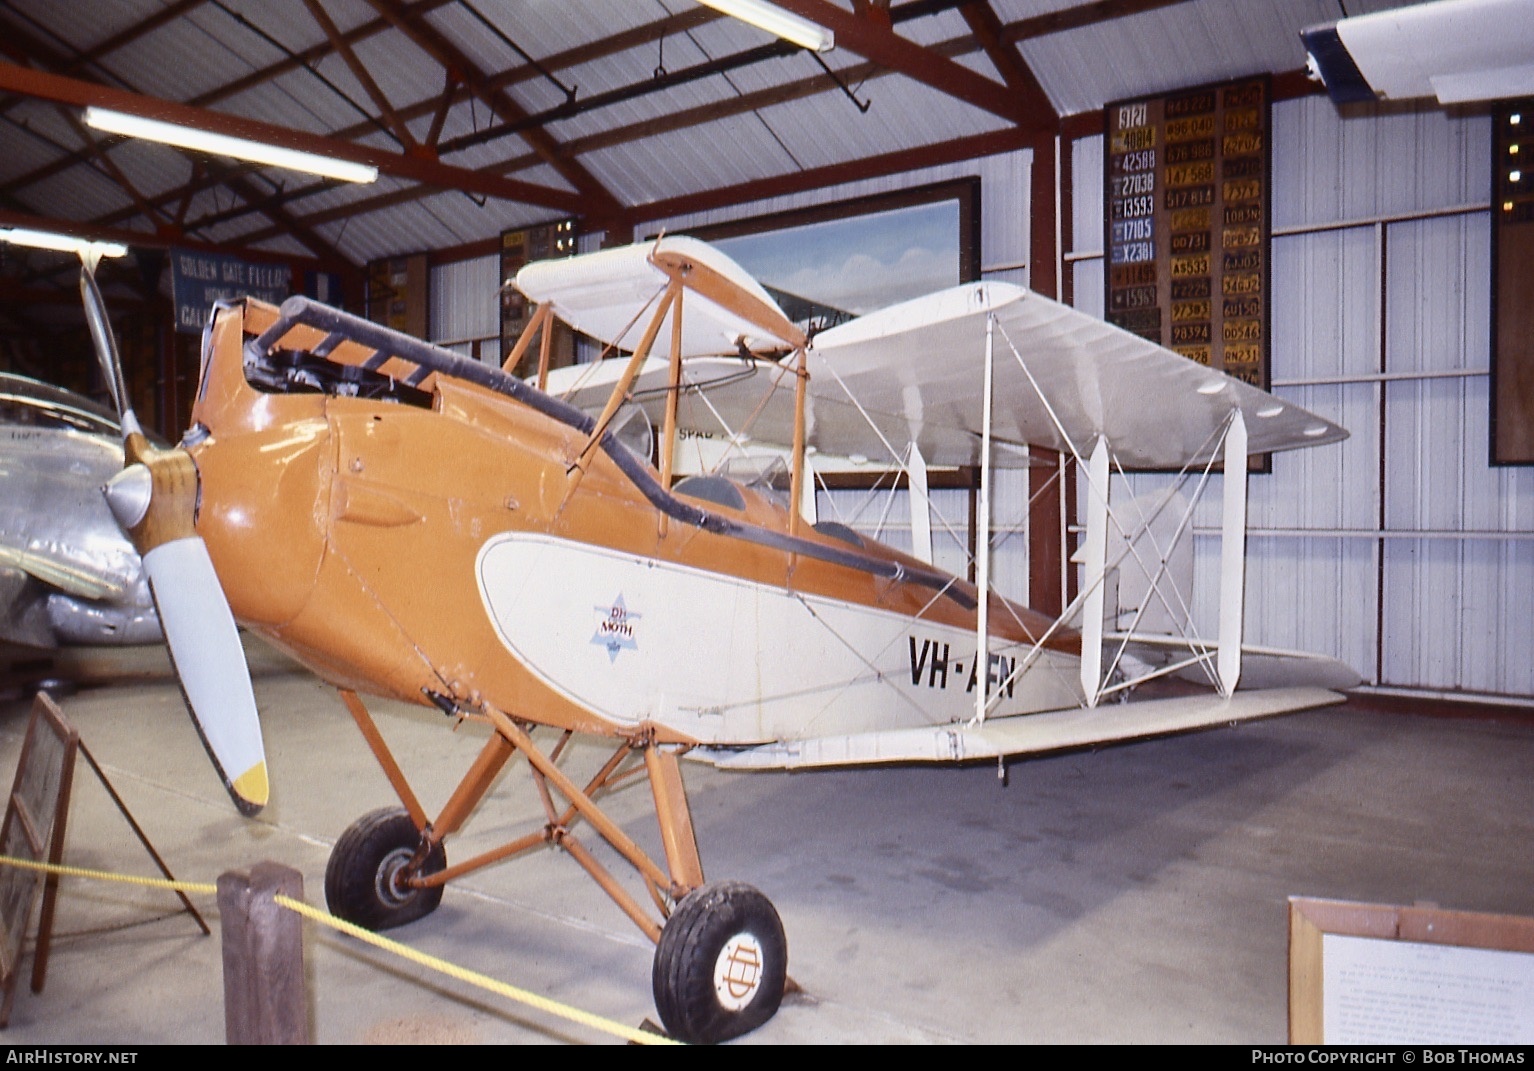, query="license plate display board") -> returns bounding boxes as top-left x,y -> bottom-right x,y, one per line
1104,77 -> 1271,391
